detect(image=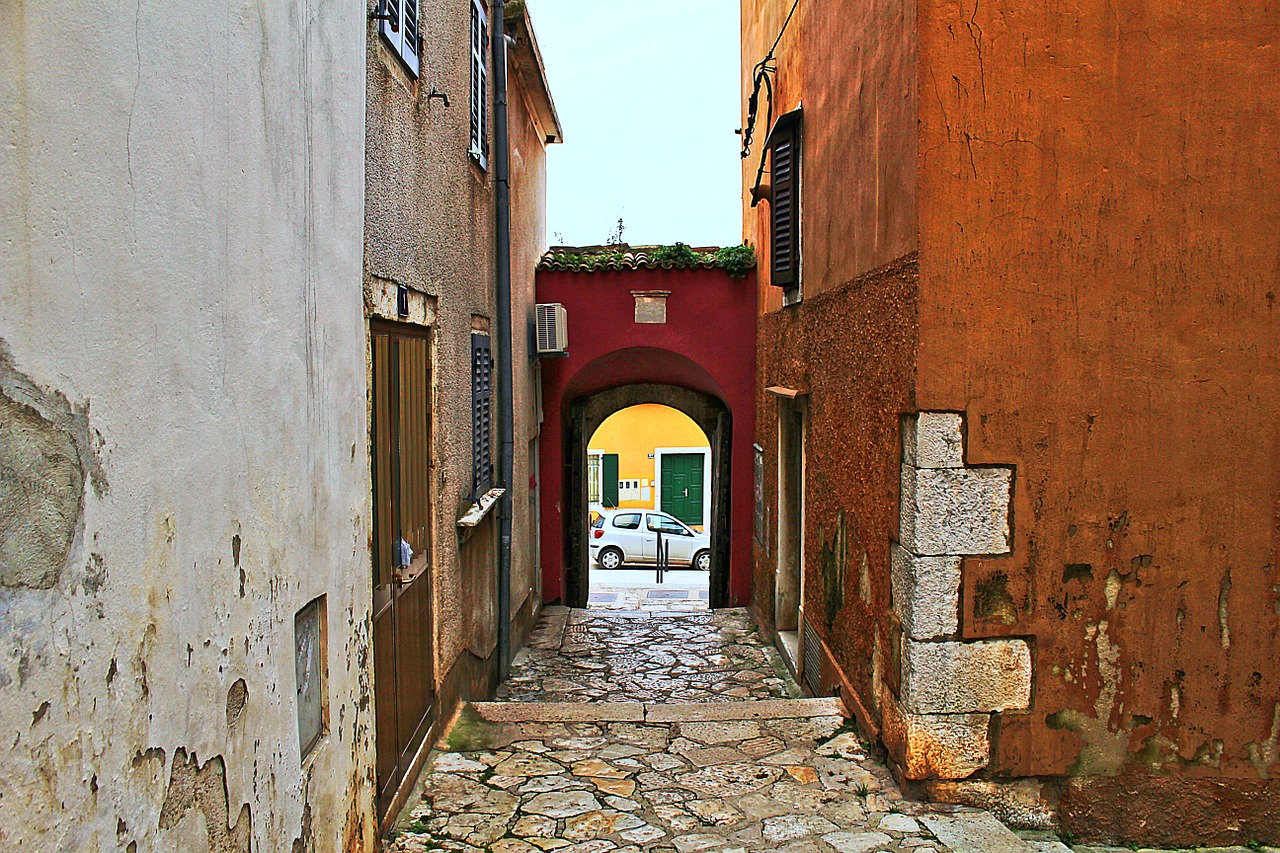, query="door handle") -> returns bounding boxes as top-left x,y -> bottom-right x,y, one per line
683,488 -> 689,497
